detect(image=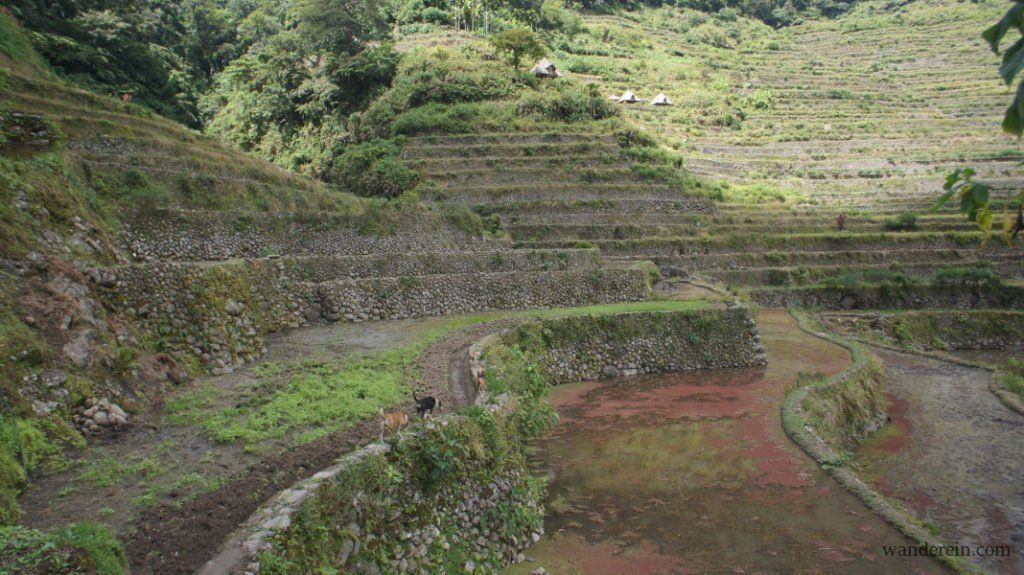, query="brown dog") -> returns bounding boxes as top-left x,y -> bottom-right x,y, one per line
380,407 -> 409,440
